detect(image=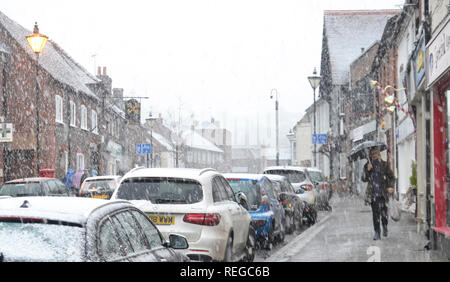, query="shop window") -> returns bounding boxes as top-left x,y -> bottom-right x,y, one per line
446,89 -> 450,227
